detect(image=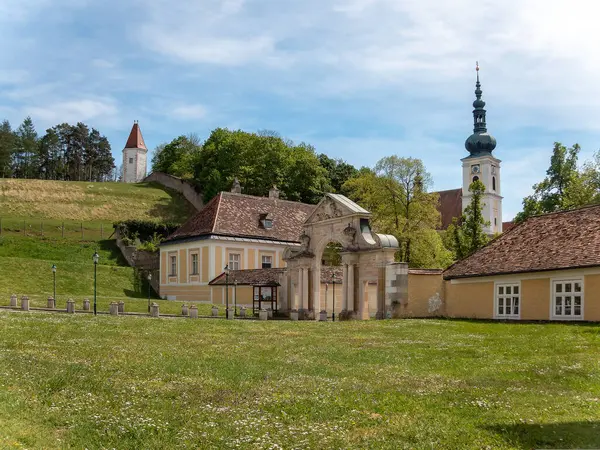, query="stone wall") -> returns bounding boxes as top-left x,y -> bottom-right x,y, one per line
115,229 -> 161,294
144,172 -> 203,210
